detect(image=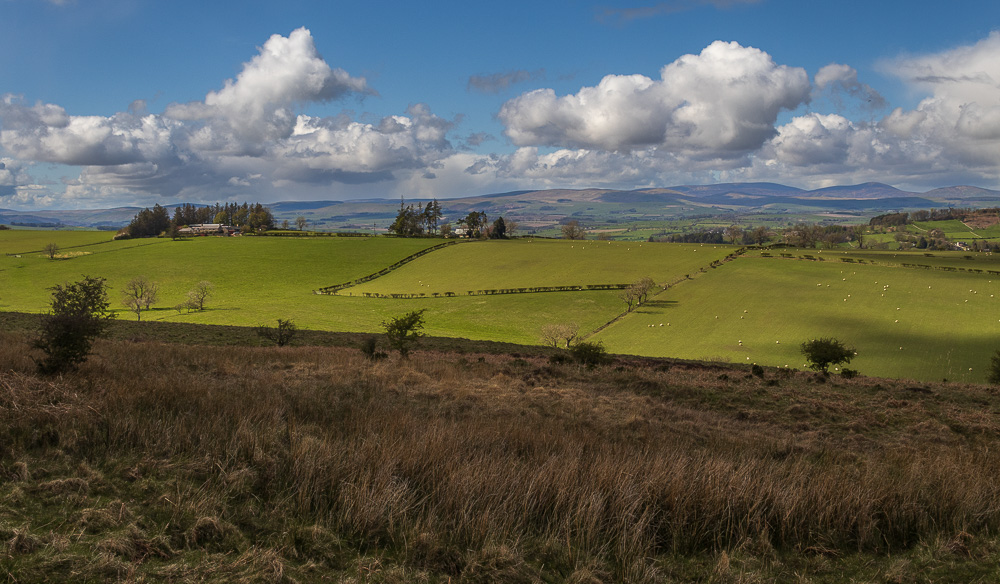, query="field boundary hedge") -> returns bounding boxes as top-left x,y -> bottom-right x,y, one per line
759,250 -> 1000,275
316,240 -> 459,294
343,283 -> 632,299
